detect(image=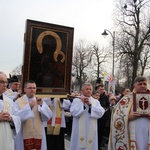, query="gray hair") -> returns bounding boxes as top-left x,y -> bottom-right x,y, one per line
81,83 -> 93,90
134,76 -> 148,83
